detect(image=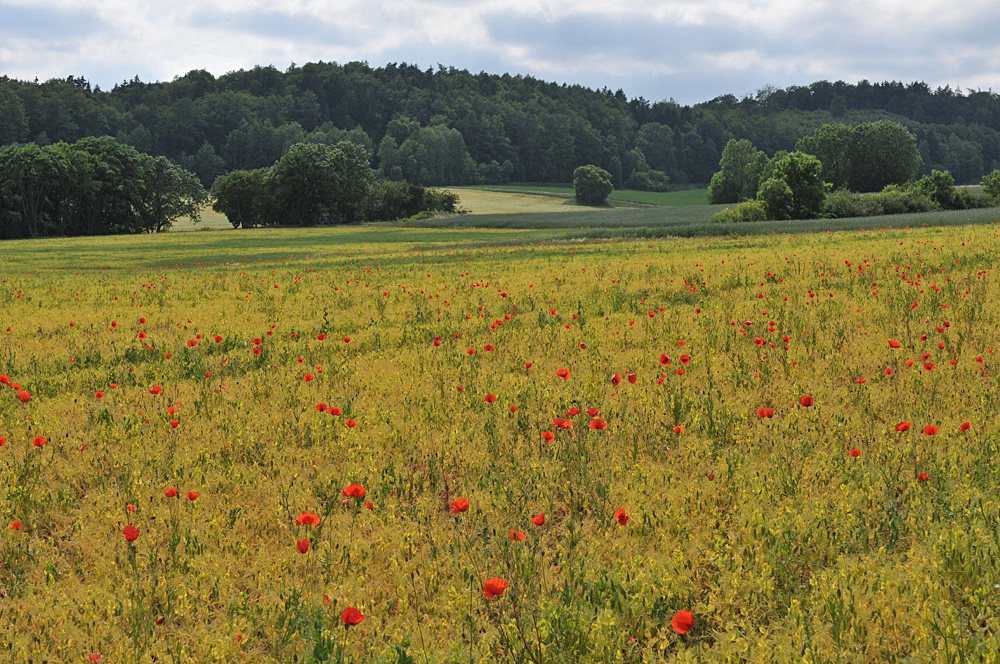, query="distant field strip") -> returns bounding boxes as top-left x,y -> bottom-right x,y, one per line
466,184 -> 710,206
